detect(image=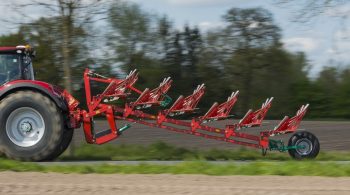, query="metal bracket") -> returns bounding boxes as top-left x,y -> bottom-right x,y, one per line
160,94 -> 172,107
268,139 -> 305,152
